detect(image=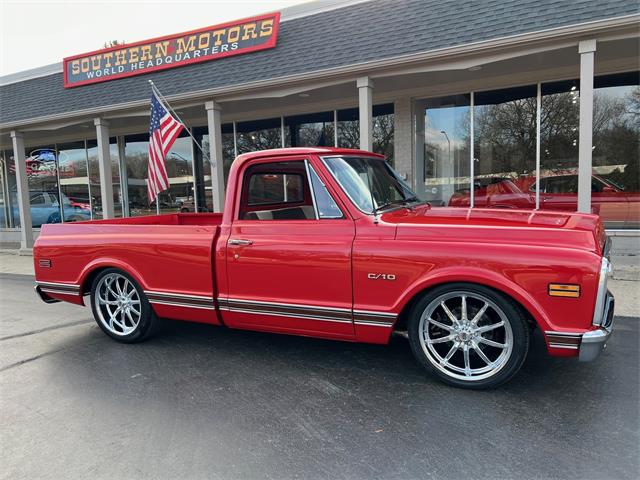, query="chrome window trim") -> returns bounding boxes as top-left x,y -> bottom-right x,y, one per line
304,159 -> 320,220
306,160 -> 344,219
